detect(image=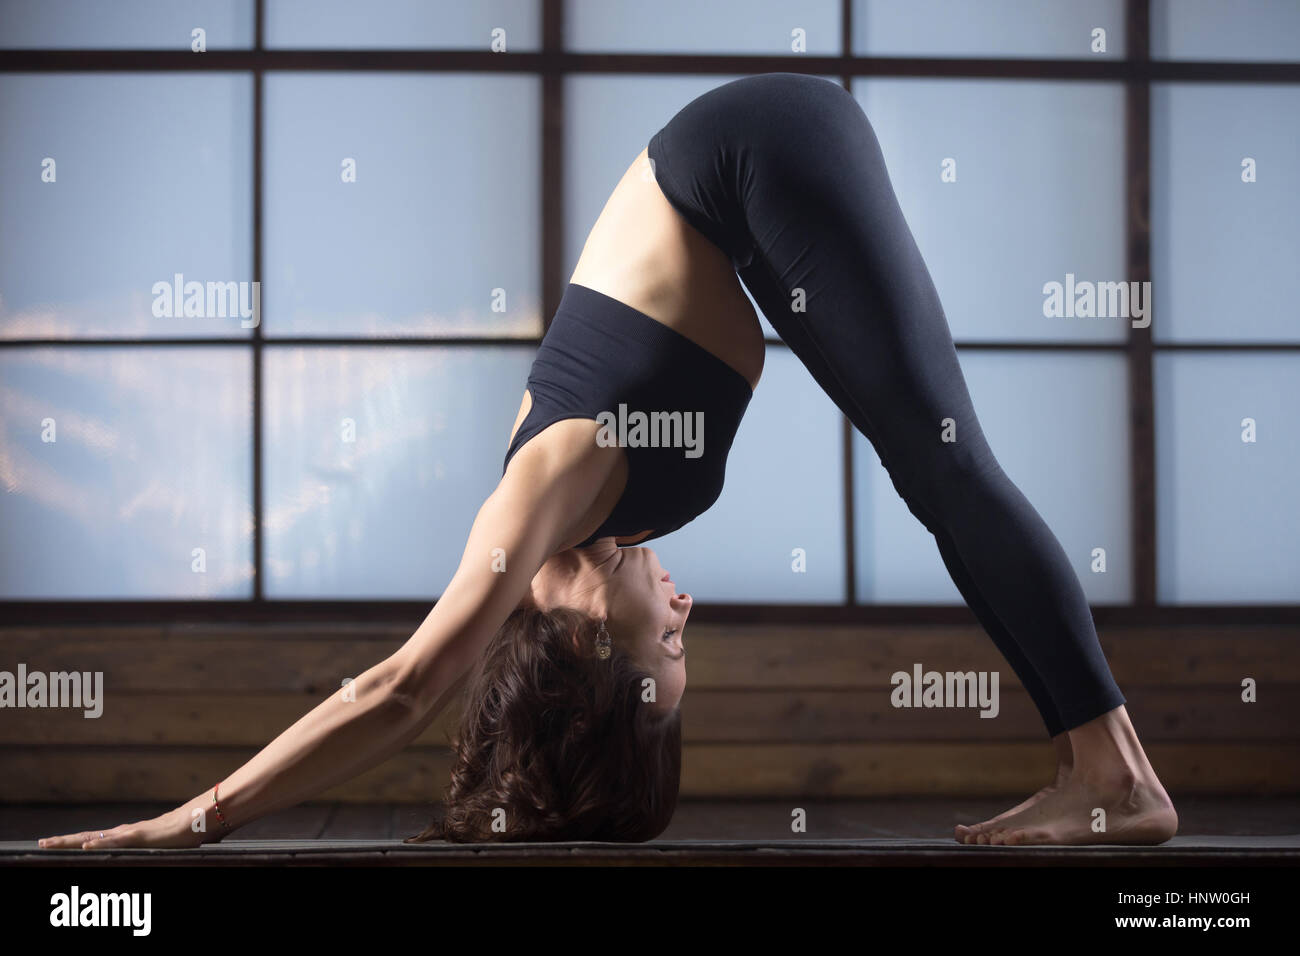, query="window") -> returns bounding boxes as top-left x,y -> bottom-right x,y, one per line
2,1 -> 1296,611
